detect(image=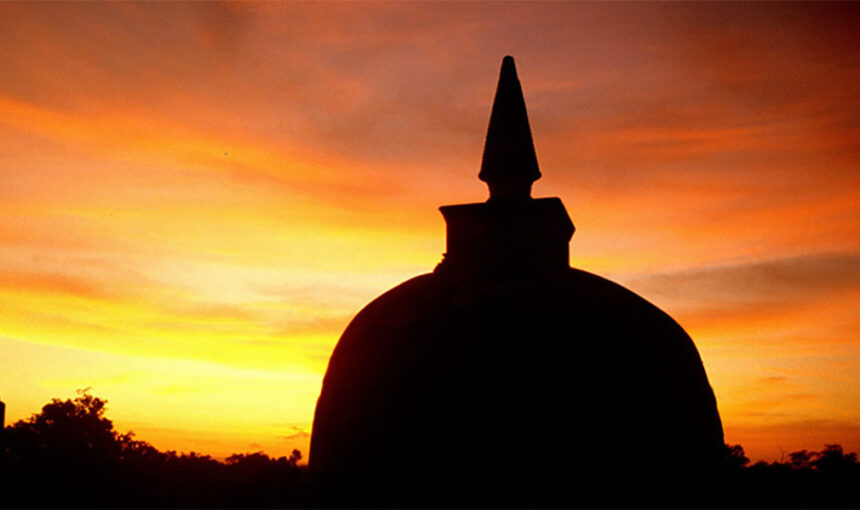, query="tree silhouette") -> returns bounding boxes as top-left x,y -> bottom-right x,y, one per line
227,448 -> 302,468
788,448 -> 815,469
812,444 -> 859,473
723,443 -> 750,469
1,390 -> 309,508
1,390 -> 126,506
6,389 -> 118,461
